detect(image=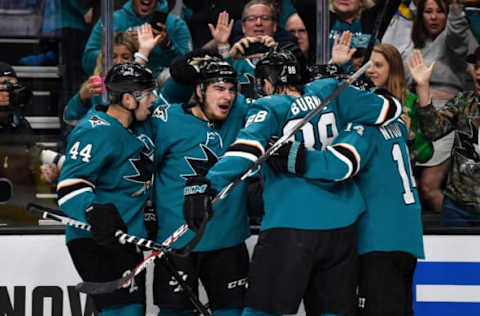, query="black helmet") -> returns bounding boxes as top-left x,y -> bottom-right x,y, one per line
198,60 -> 238,86
105,62 -> 155,96
255,48 -> 303,93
